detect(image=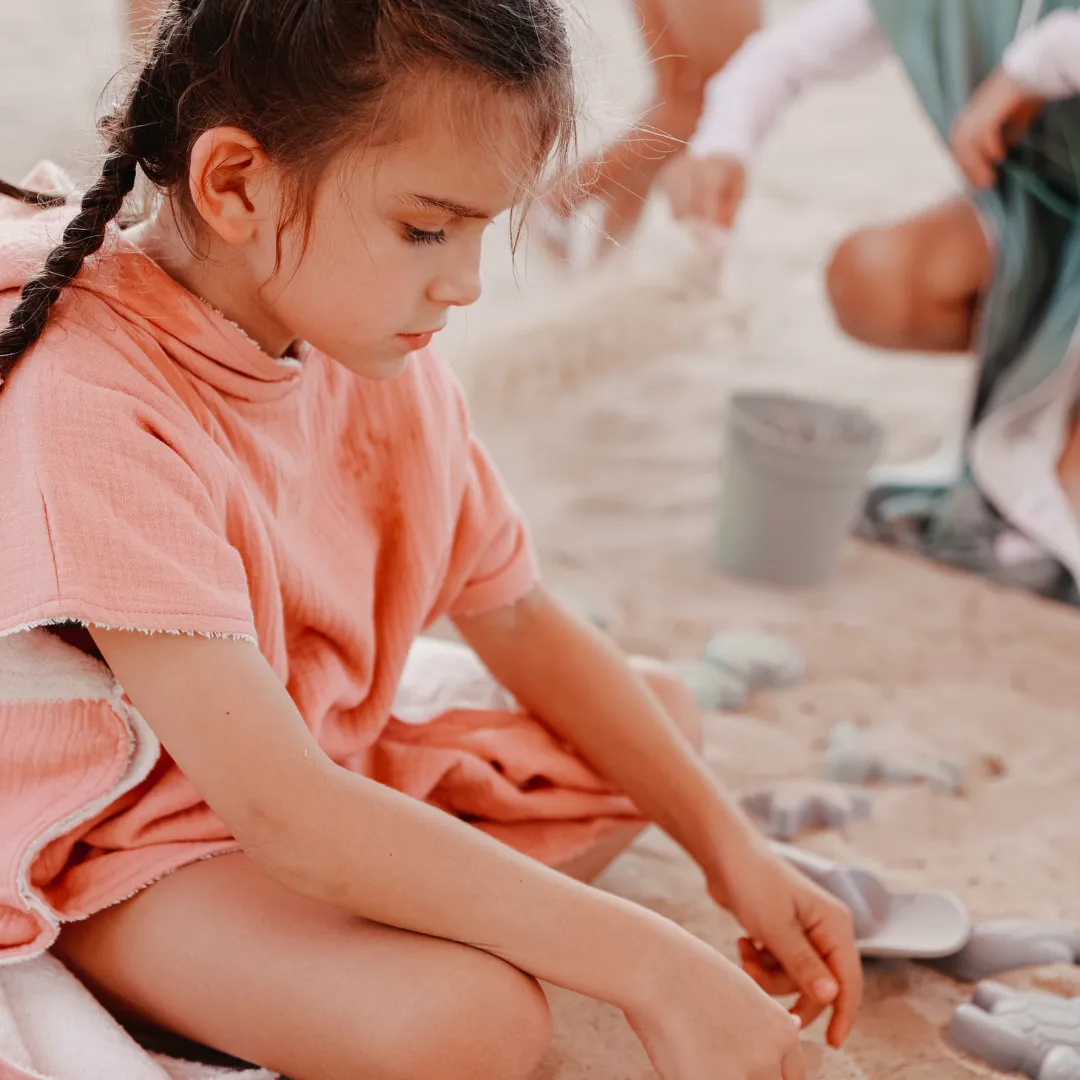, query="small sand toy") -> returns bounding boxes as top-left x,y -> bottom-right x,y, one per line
949,982 -> 1080,1079
935,921 -> 1080,982
703,632 -> 806,691
774,841 -> 970,958
673,632 -> 806,711
714,393 -> 883,588
671,659 -> 749,711
823,721 -> 964,794
742,783 -> 871,841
